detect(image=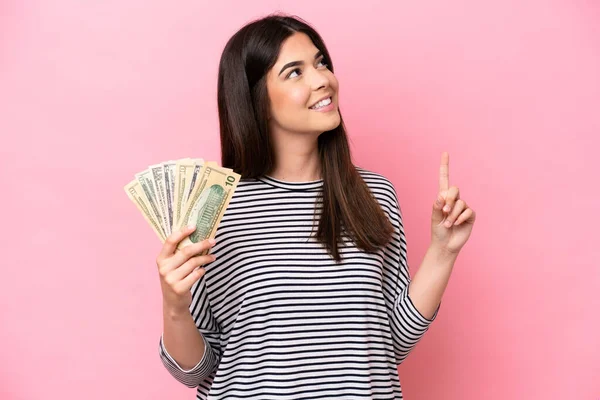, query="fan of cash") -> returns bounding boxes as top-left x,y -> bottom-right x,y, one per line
124,158 -> 241,253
